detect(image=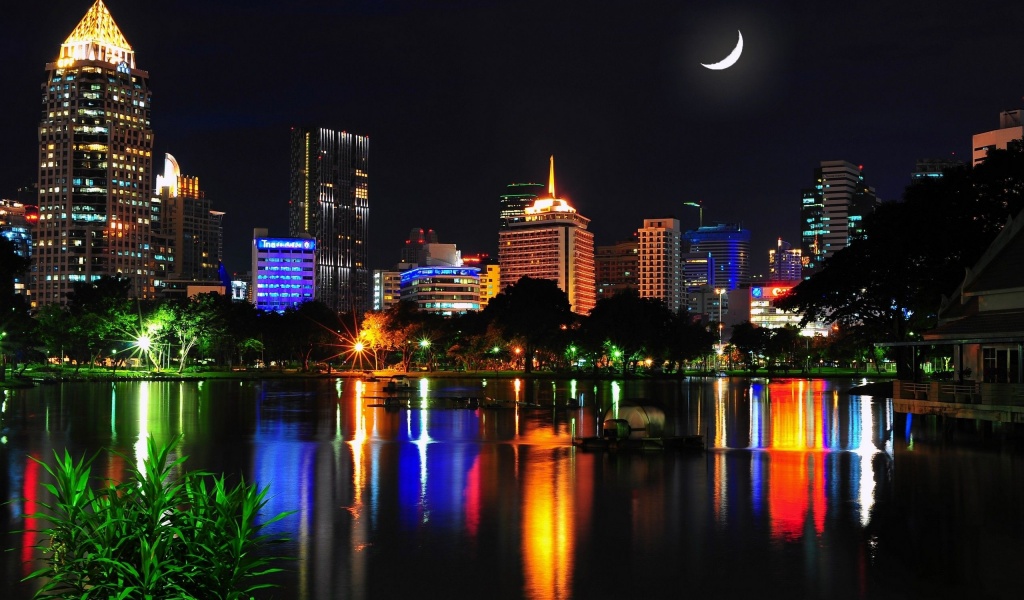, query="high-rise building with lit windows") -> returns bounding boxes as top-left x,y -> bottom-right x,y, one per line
595,239 -> 638,299
685,223 -> 750,291
498,157 -> 595,315
153,154 -> 224,284
289,127 -> 369,315
499,182 -> 545,229
768,238 -> 802,282
800,160 -> 878,278
638,218 -> 683,312
33,0 -> 154,306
